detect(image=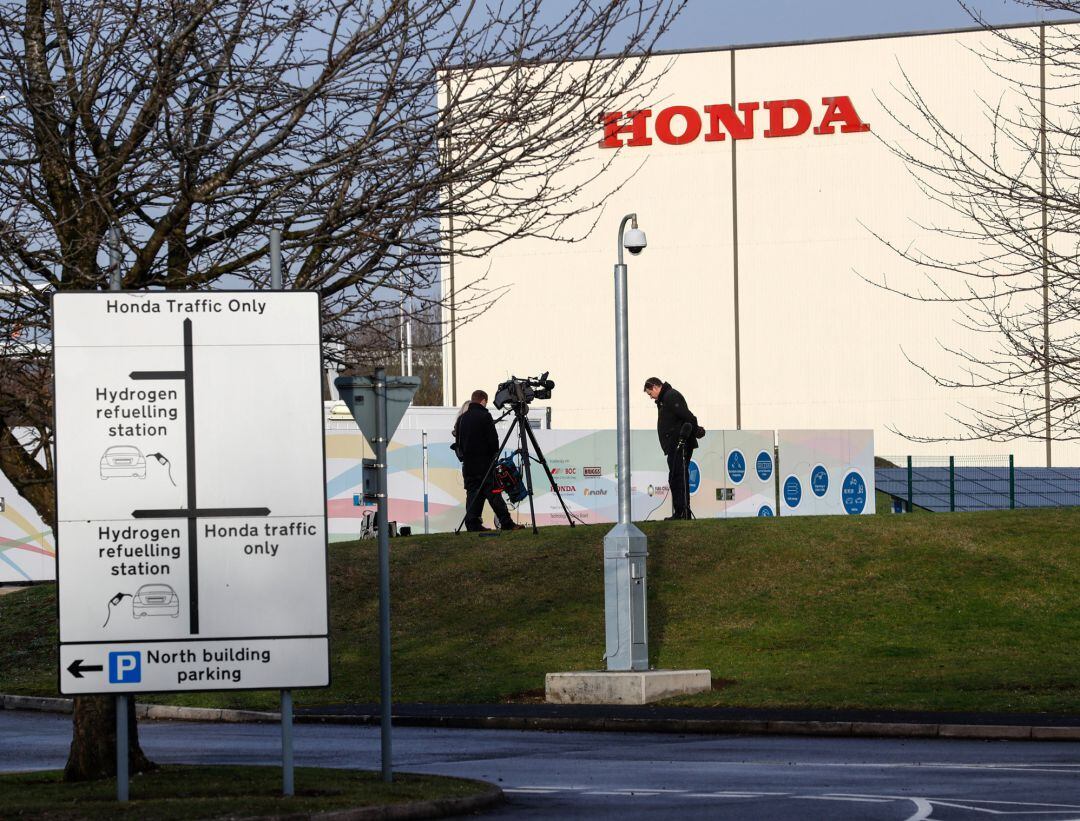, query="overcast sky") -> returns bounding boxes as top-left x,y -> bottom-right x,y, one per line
654,0 -> 1049,50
